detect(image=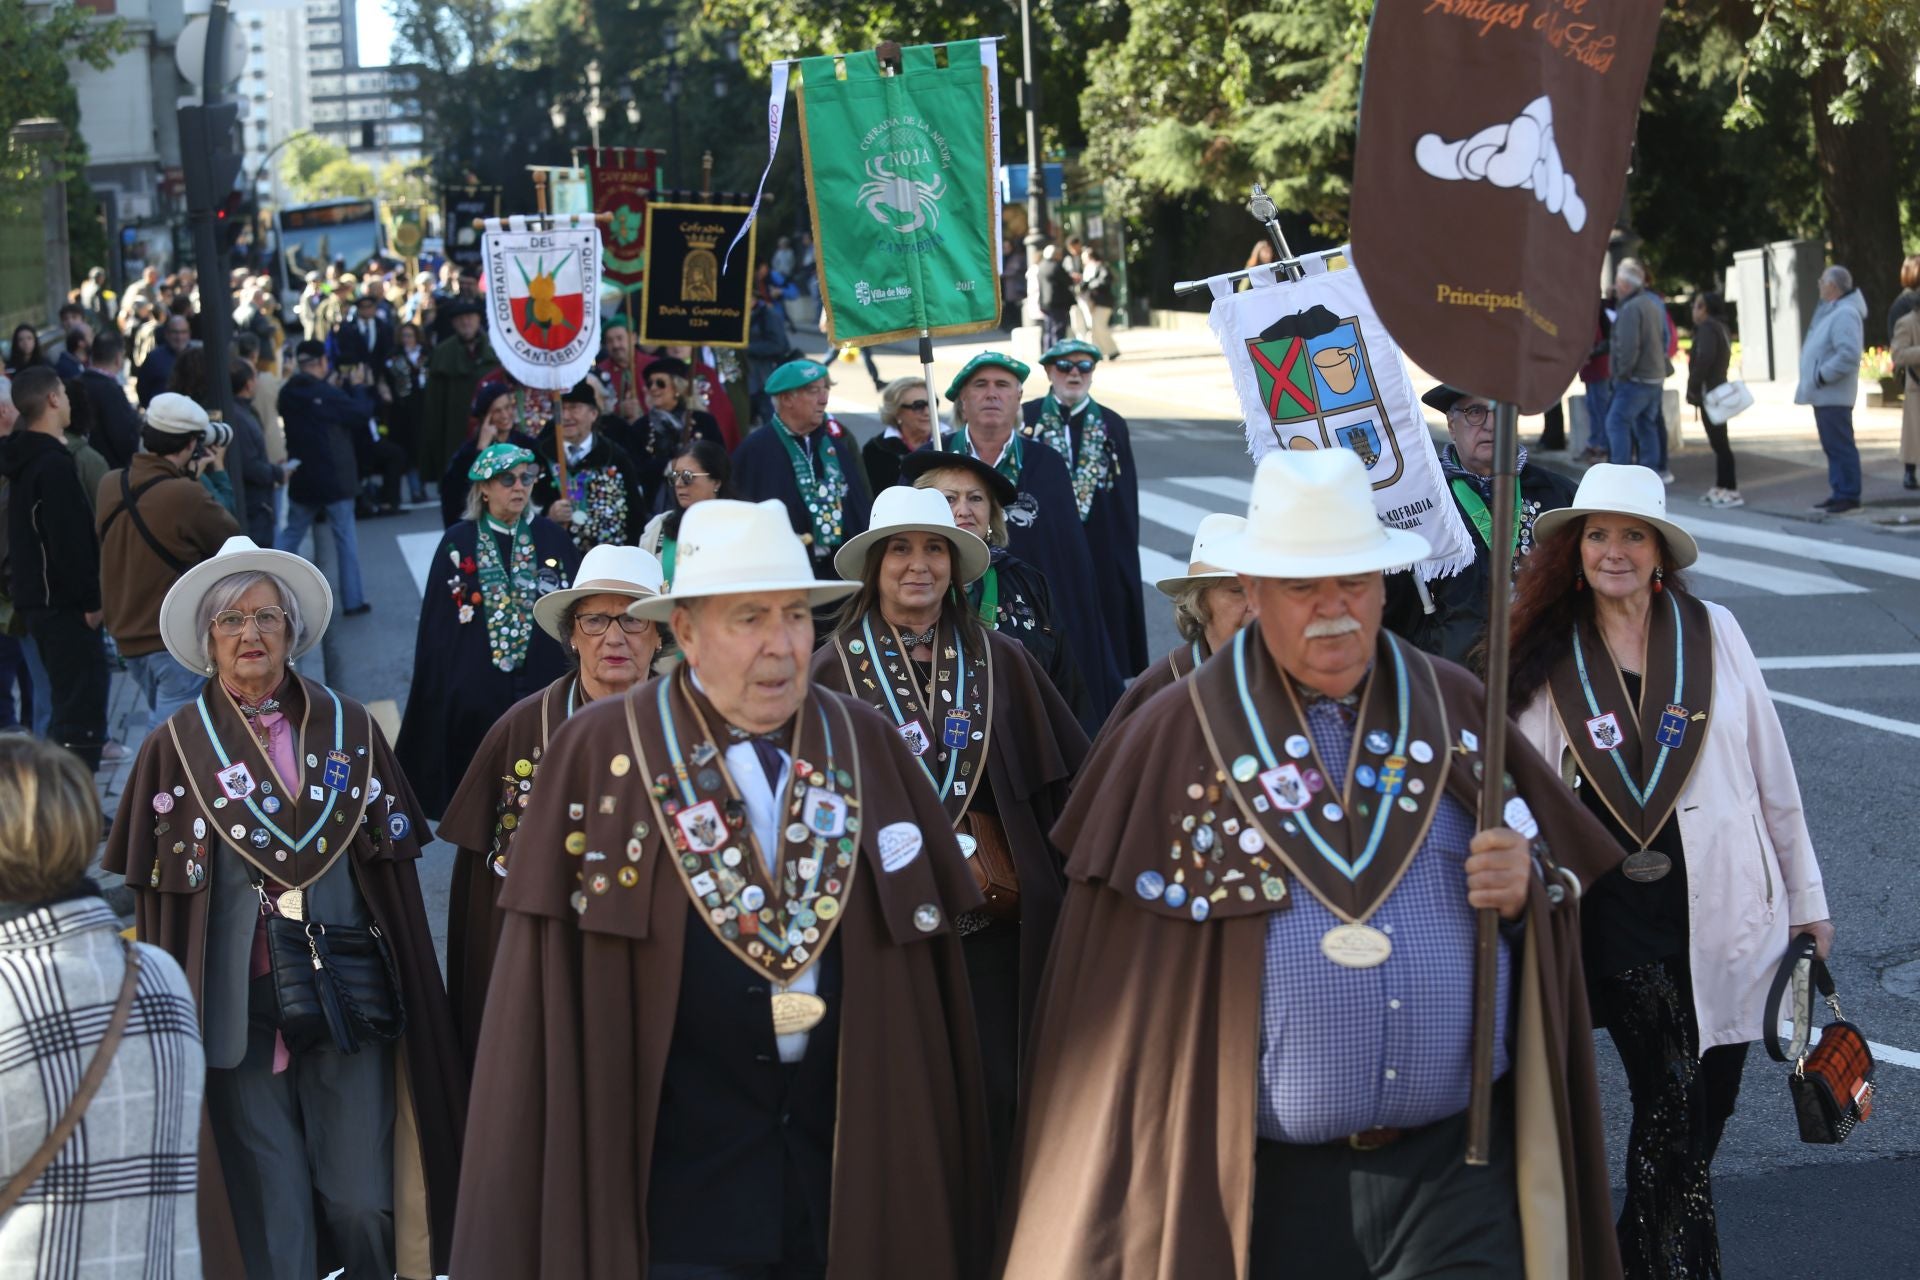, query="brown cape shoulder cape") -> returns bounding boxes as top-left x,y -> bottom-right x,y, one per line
998,635 -> 1625,1280
810,626 -> 1089,1031
449,677 -> 996,1279
100,673 -> 467,1279
437,673 -> 576,1064
1089,640 -> 1205,759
